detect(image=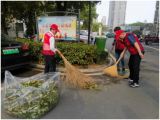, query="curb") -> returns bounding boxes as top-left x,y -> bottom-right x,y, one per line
29,58 -> 113,74
105,48 -> 116,63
